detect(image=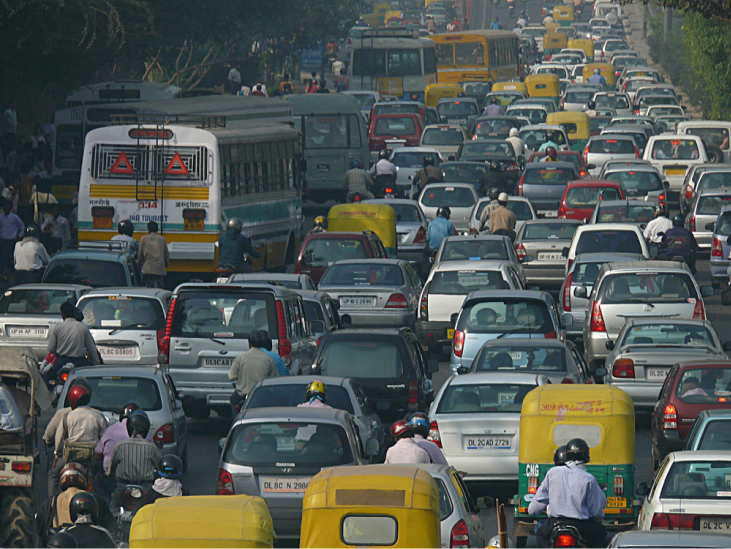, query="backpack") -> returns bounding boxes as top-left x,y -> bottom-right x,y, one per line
62,412 -> 97,465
